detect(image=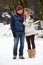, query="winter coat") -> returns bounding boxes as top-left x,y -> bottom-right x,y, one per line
11,14 -> 25,34
23,16 -> 37,36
